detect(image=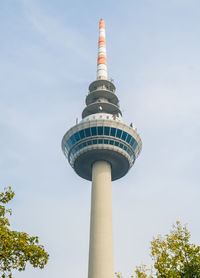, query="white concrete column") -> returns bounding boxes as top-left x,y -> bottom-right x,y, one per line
88,160 -> 114,278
